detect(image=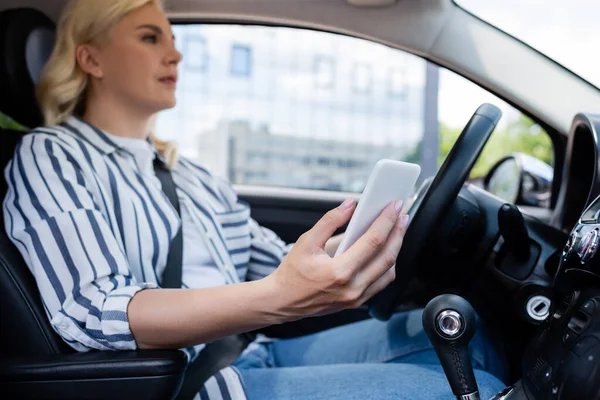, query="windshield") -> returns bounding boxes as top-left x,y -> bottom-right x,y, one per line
456,0 -> 600,89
